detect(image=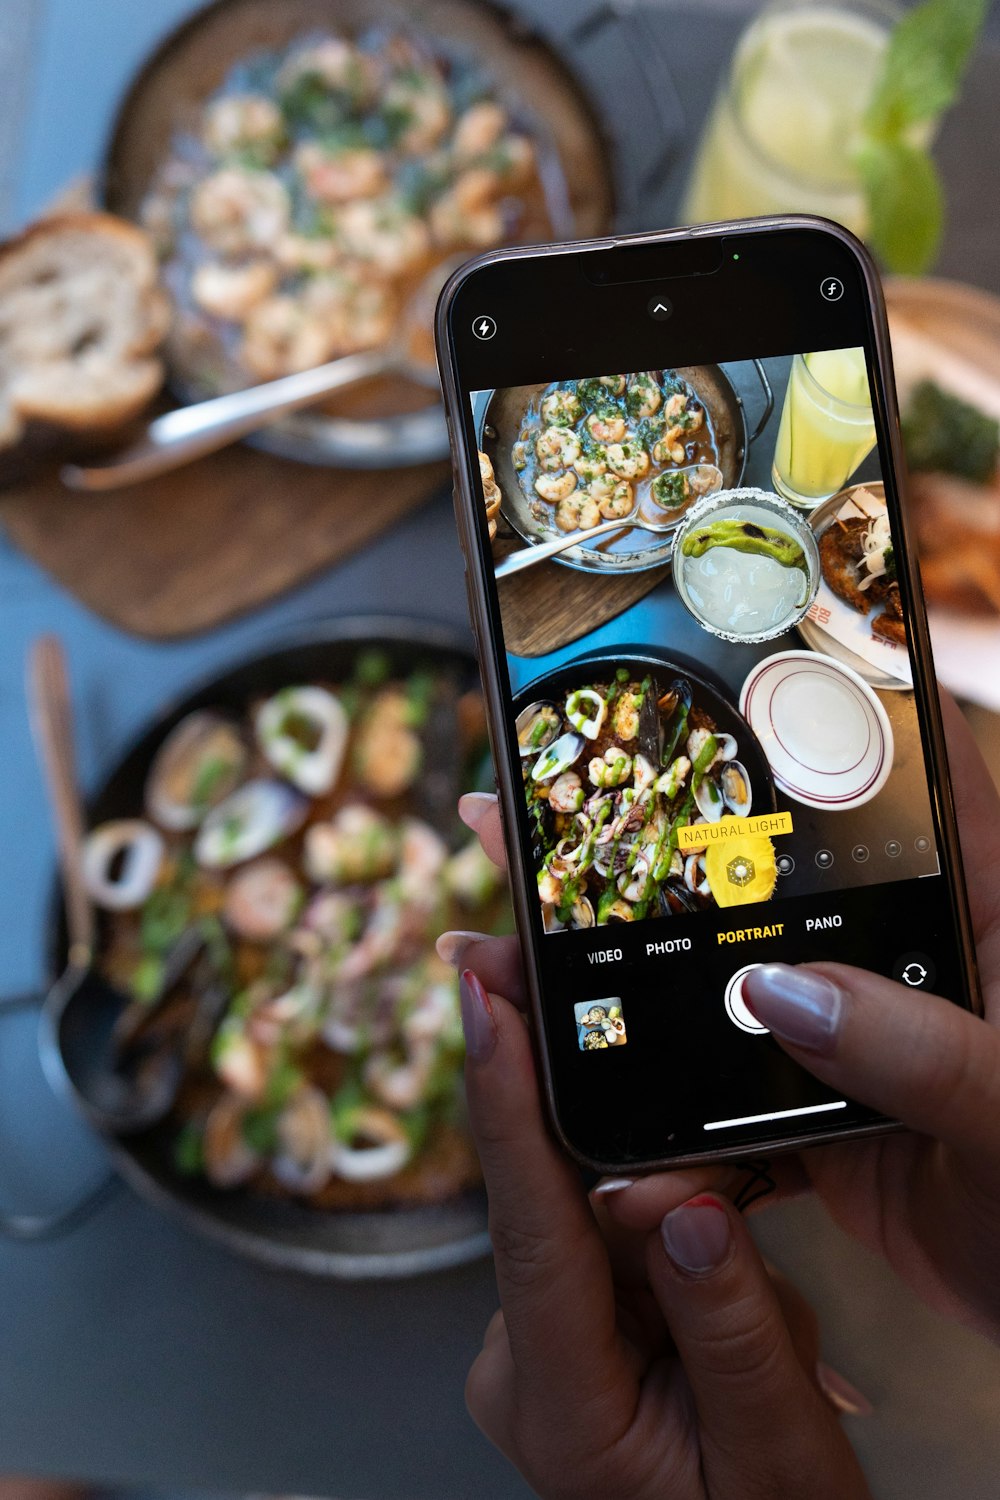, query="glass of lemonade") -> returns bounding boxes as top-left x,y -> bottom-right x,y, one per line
771,347 -> 877,508
680,0 -> 898,234
672,488 -> 821,644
